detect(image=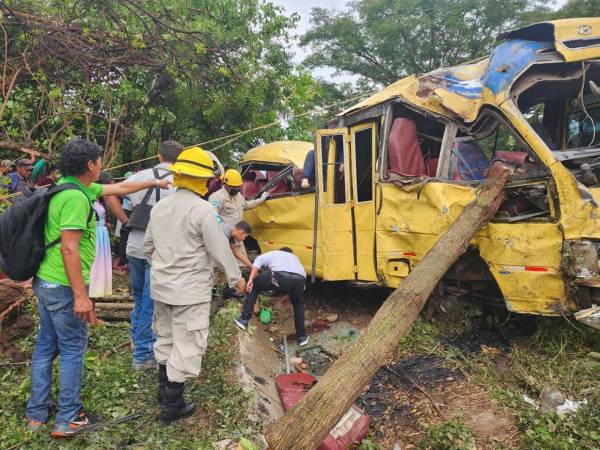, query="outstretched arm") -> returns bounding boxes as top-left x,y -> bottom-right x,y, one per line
101,178 -> 170,196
